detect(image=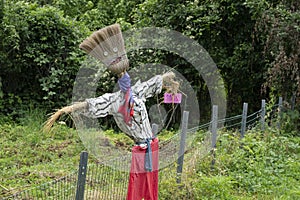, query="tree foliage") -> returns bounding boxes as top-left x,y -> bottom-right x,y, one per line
252,0 -> 300,101
0,0 -> 299,119
0,1 -> 88,116
131,0 -> 299,113
131,0 -> 267,114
